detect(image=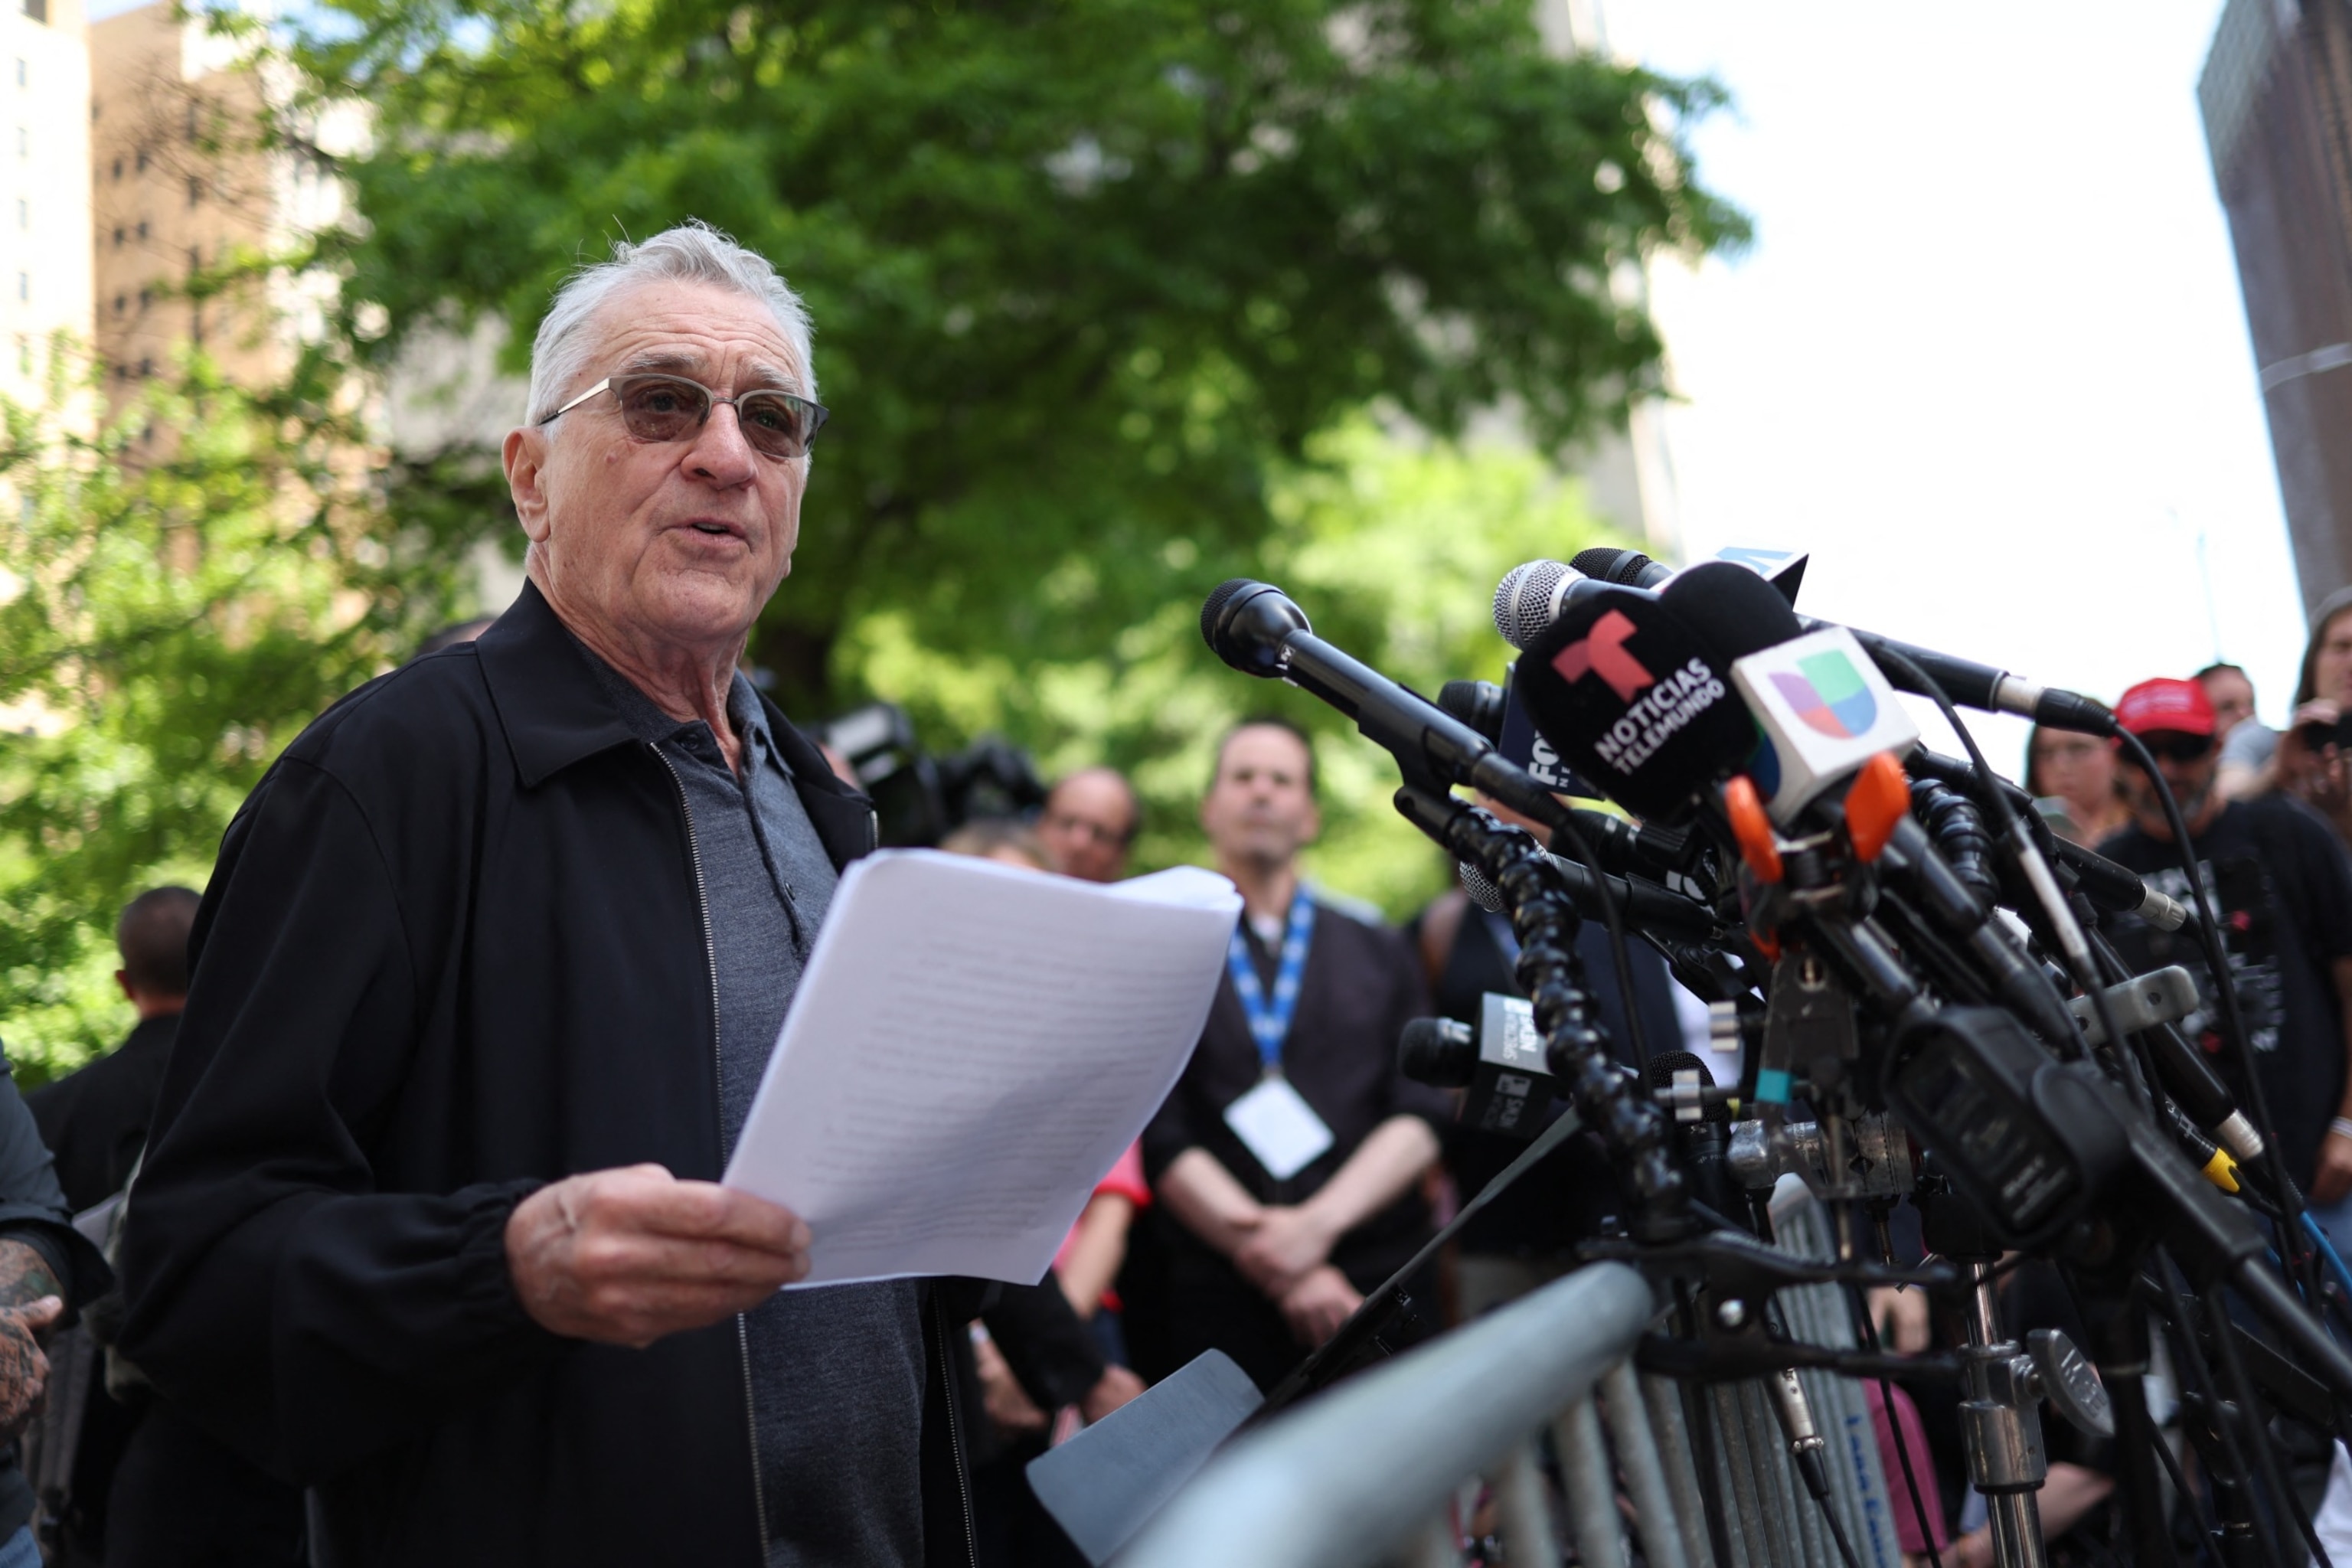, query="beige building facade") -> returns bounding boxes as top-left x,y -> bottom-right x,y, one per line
1,0 -> 93,410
